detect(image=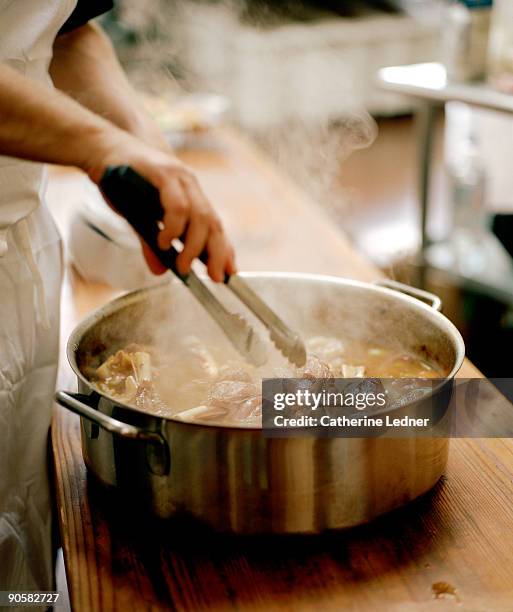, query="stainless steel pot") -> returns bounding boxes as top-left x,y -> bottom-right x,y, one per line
56,273 -> 465,534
